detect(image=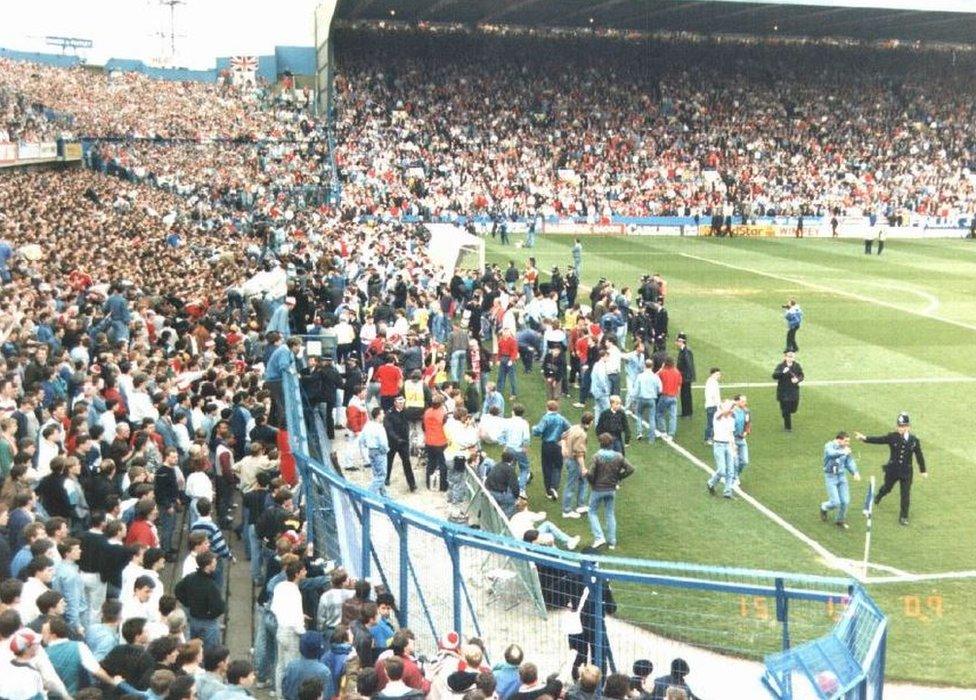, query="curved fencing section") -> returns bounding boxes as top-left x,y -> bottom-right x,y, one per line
280,369 -> 886,699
